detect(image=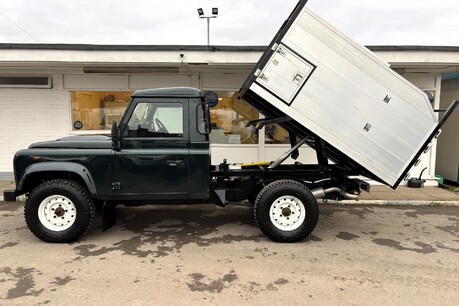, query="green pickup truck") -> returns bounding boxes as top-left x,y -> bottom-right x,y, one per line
3,87 -> 369,243
4,0 -> 457,243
